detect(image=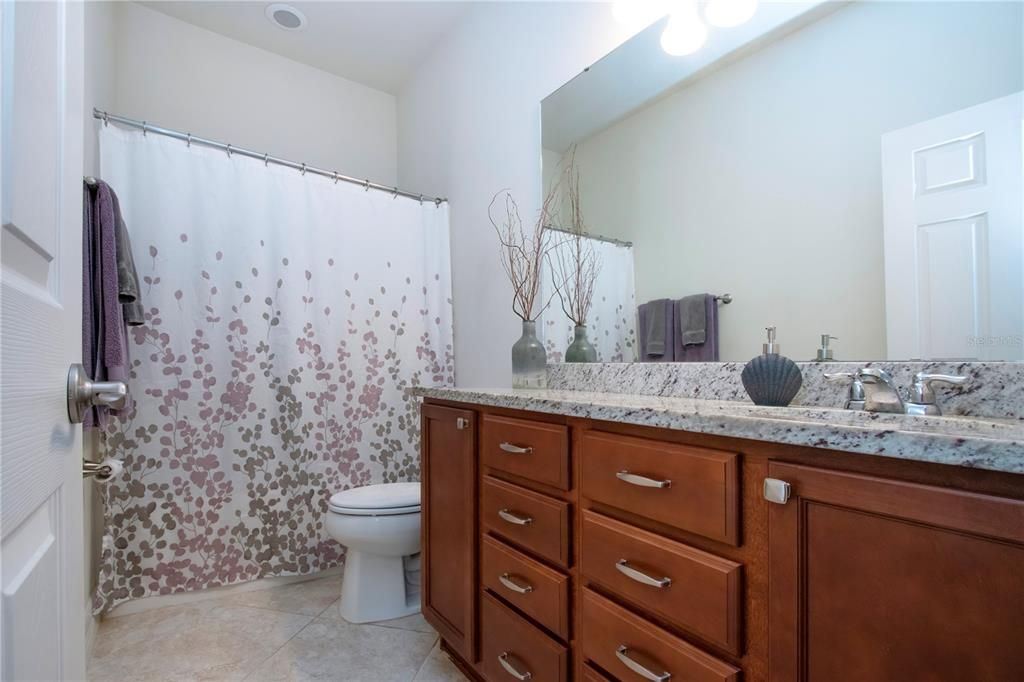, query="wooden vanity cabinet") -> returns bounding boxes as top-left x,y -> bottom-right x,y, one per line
421,403 -> 478,663
421,399 -> 1024,682
768,461 -> 1024,682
